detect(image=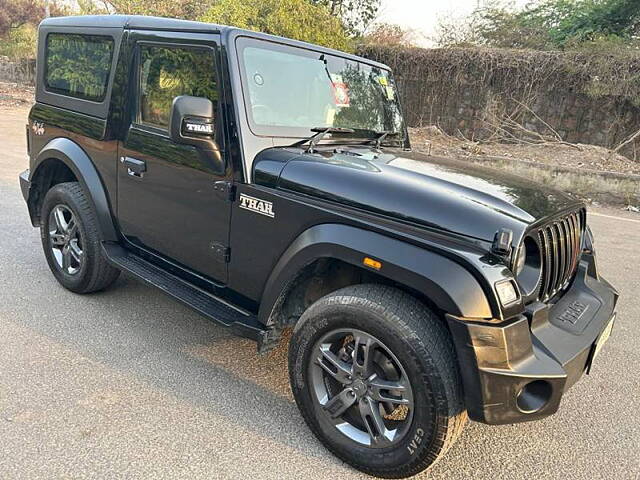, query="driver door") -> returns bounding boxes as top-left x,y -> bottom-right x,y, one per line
117,31 -> 231,283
